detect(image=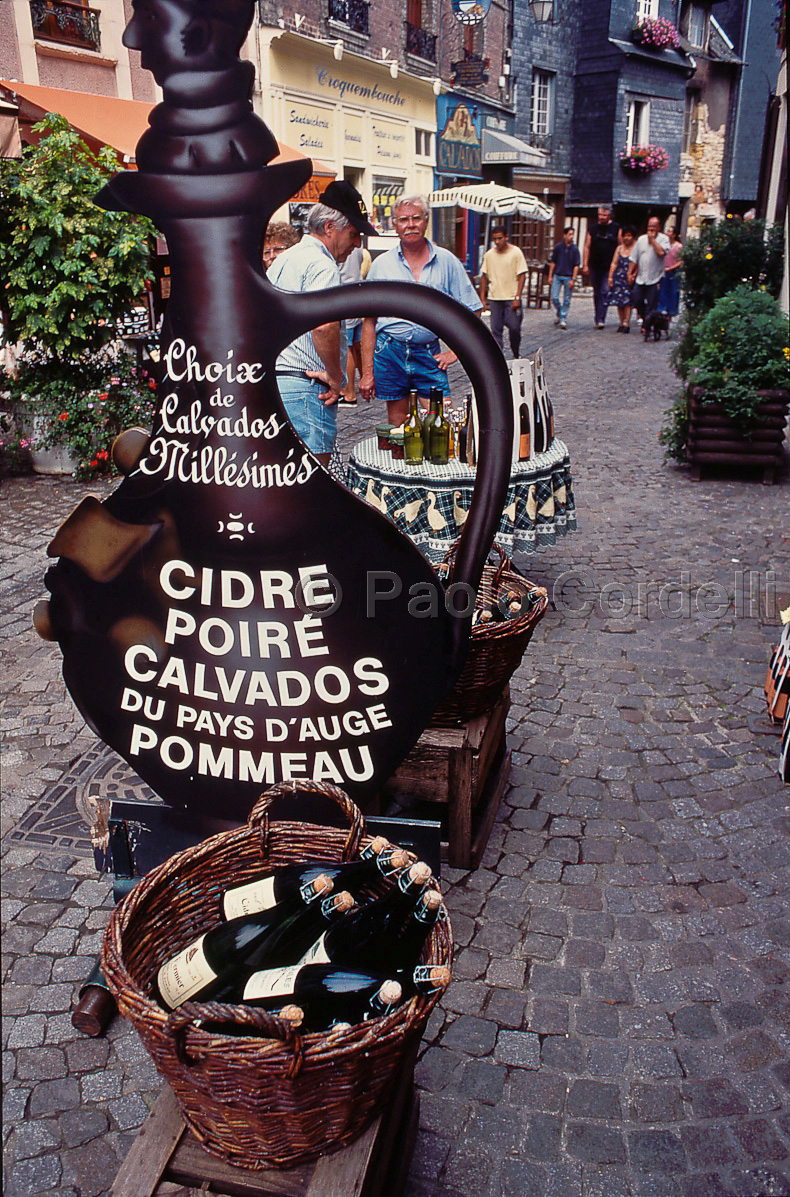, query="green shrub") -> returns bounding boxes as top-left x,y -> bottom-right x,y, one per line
661,285 -> 789,460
